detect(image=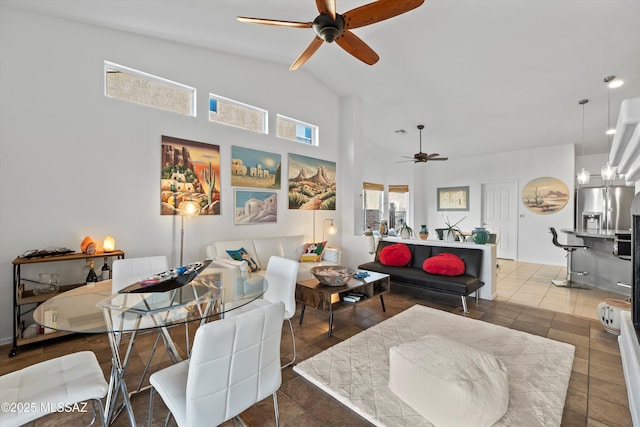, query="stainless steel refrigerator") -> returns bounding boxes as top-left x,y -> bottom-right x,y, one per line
575,186 -> 634,232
